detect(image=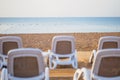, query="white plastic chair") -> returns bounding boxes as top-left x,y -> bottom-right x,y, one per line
0,36 -> 23,69
74,49 -> 120,80
89,36 -> 120,64
1,48 -> 49,80
49,35 -> 78,69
